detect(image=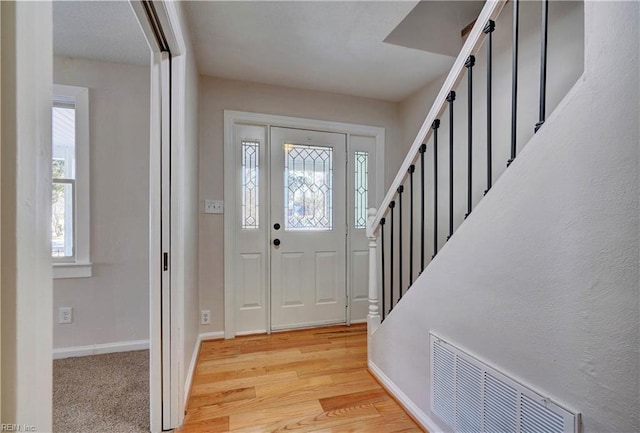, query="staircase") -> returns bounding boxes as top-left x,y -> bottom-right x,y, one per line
363,1 -> 640,432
